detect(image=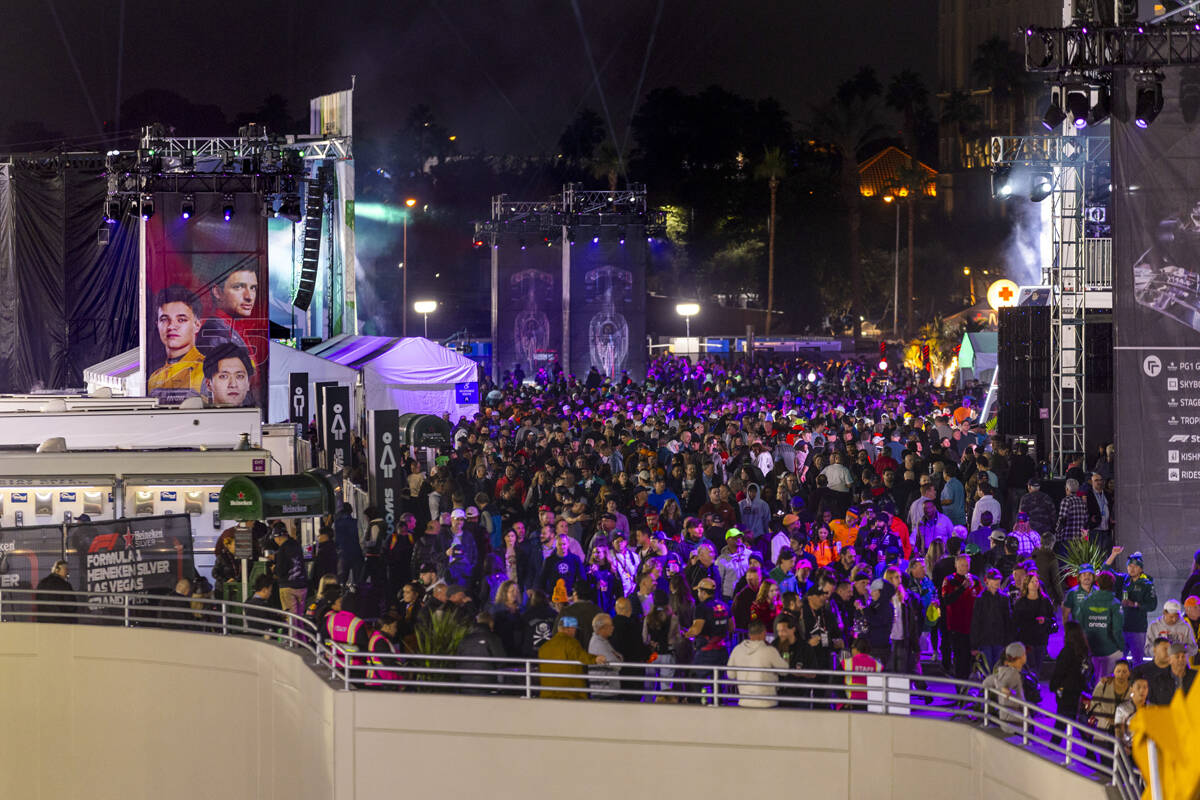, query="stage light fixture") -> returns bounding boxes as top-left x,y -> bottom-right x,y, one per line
140,195 -> 154,221
1088,90 -> 1111,126
992,167 -> 1014,199
222,194 -> 234,221
519,239 -> 527,250
104,199 -> 122,222
1030,173 -> 1053,203
1066,91 -> 1090,129
181,195 -> 194,220
279,194 -> 302,223
1135,75 -> 1164,128
1042,98 -> 1067,130
592,235 -> 600,245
